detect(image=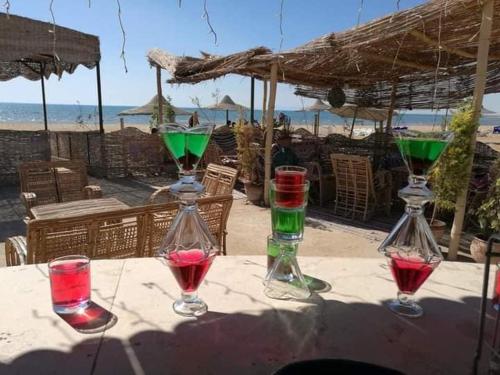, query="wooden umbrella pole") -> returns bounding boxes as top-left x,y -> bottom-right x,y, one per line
156,65 -> 163,124
448,0 -> 495,260
250,76 -> 255,125
386,81 -> 397,133
264,63 -> 278,206
261,79 -> 268,128
39,63 -> 48,131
